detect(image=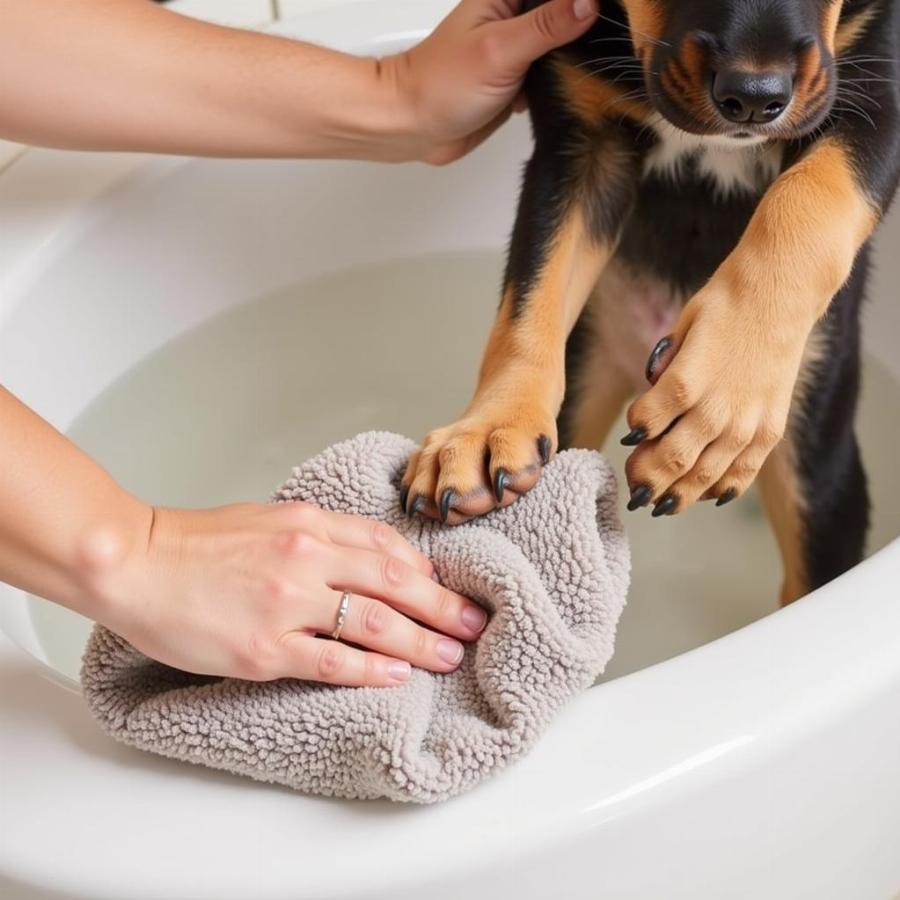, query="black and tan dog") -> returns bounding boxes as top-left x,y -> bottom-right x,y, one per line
401,0 -> 900,604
